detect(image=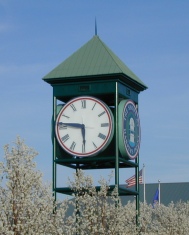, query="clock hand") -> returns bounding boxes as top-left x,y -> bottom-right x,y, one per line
59,122 -> 86,151
58,122 -> 83,128
81,124 -> 86,152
